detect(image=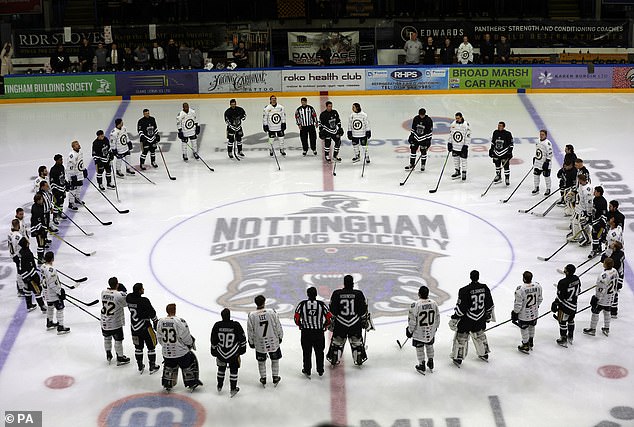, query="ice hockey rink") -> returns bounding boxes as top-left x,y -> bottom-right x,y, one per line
1,90 -> 633,427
